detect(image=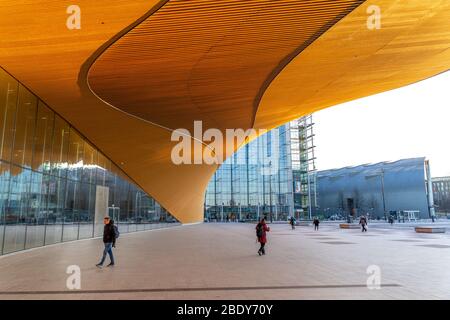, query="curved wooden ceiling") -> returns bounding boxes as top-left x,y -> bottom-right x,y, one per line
1,0 -> 449,224
0,0 -> 216,224
89,0 -> 364,133
256,0 -> 450,130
